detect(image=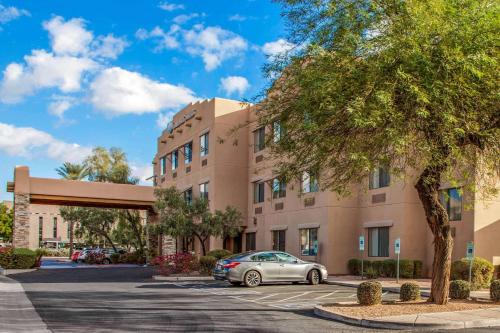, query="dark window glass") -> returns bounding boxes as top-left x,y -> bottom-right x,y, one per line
172,150 -> 178,170
300,228 -> 318,256
38,217 -> 43,245
272,178 -> 286,199
254,127 -> 265,152
302,171 -> 319,193
245,232 -> 256,251
183,188 -> 193,205
200,133 -> 209,156
368,227 -> 389,257
160,156 -> 167,175
184,142 -> 193,164
252,252 -> 277,262
272,230 -> 286,251
439,187 -> 462,221
253,182 -> 264,203
53,217 -> 57,238
199,182 -> 209,200
369,167 -> 390,189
